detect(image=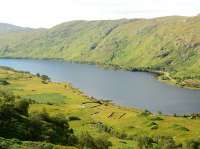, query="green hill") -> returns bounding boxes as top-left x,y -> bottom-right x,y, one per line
0,15 -> 200,88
